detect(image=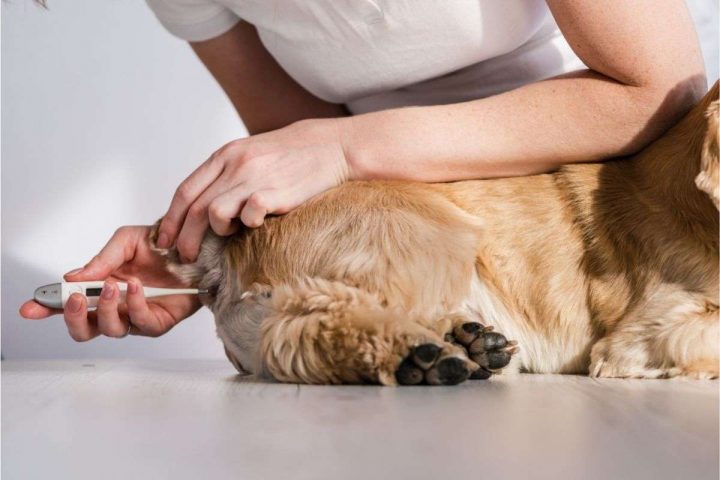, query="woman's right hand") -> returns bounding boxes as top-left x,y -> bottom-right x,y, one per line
19,226 -> 202,340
